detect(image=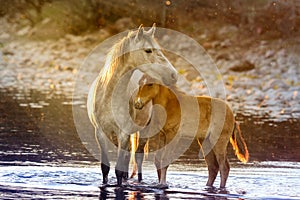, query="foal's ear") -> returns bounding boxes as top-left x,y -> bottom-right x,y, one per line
147,23 -> 156,37
139,74 -> 148,85
139,74 -> 153,85
135,24 -> 144,41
